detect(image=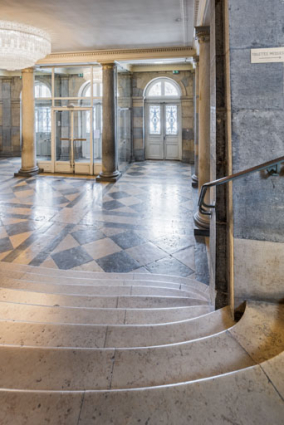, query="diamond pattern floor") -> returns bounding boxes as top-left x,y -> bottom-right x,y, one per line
0,158 -> 196,276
